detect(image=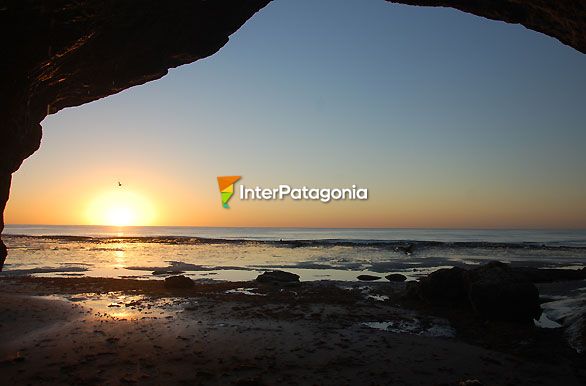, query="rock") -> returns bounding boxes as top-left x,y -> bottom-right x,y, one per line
417,267 -> 470,304
152,270 -> 185,276
413,261 -> 541,323
404,281 -> 420,299
458,380 -> 483,386
468,261 -> 540,323
0,239 -> 6,272
574,315 -> 586,354
385,273 -> 407,282
563,309 -> 586,354
357,275 -> 381,281
0,2 -> 273,272
256,270 -> 300,284
164,275 -> 194,289
512,267 -> 586,283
